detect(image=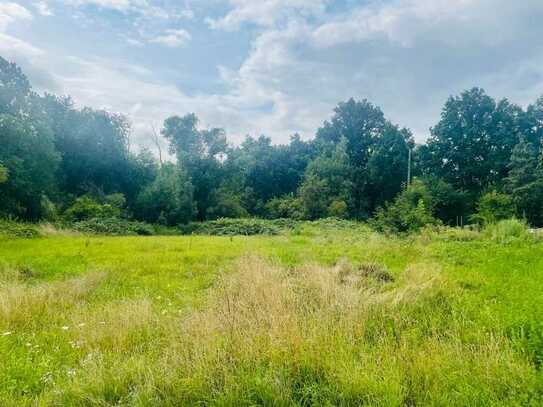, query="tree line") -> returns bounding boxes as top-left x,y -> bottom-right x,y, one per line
1,55 -> 543,230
